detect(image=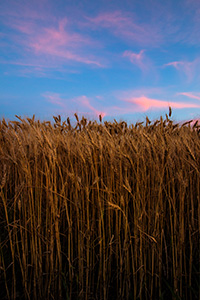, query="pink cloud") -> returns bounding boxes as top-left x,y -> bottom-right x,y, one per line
123,49 -> 145,62
115,87 -> 166,106
177,92 -> 200,101
85,11 -> 161,47
77,96 -> 106,118
165,61 -> 180,68
42,90 -> 200,119
10,19 -> 36,35
125,96 -> 200,111
123,49 -> 152,73
3,16 -> 104,69
95,95 -> 104,100
31,19 -> 103,66
42,92 -> 66,107
164,58 -> 200,82
42,93 -> 106,118
31,18 -> 90,51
